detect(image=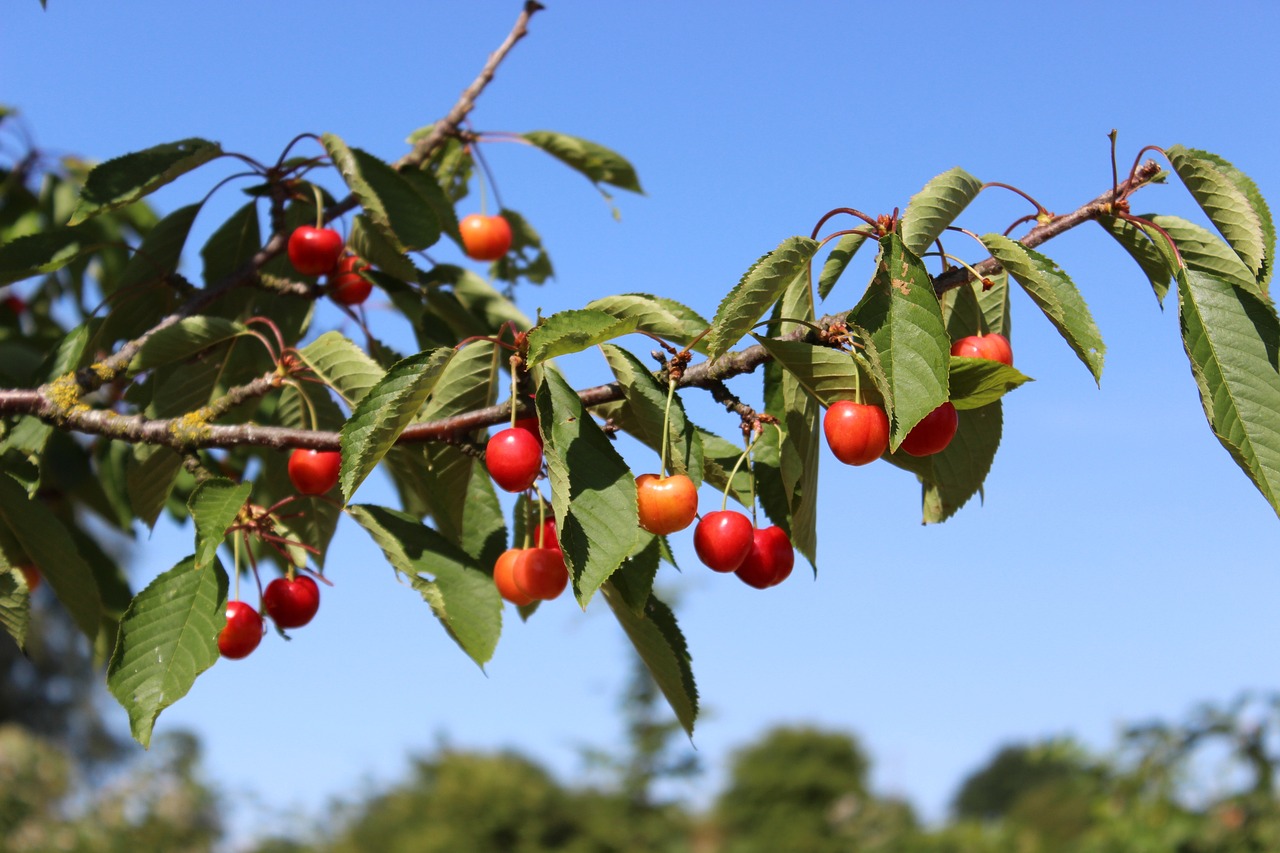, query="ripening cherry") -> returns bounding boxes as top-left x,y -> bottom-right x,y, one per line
899,402 -> 958,457
262,575 -> 320,629
288,449 -> 342,495
494,548 -> 535,606
459,213 -> 513,261
328,254 -> 374,306
287,225 -> 344,276
951,333 -> 1013,367
486,428 -> 543,492
635,473 -> 699,536
694,510 -> 755,573
218,600 -> 264,659
735,526 -> 795,589
822,401 -> 890,466
514,547 -> 570,601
